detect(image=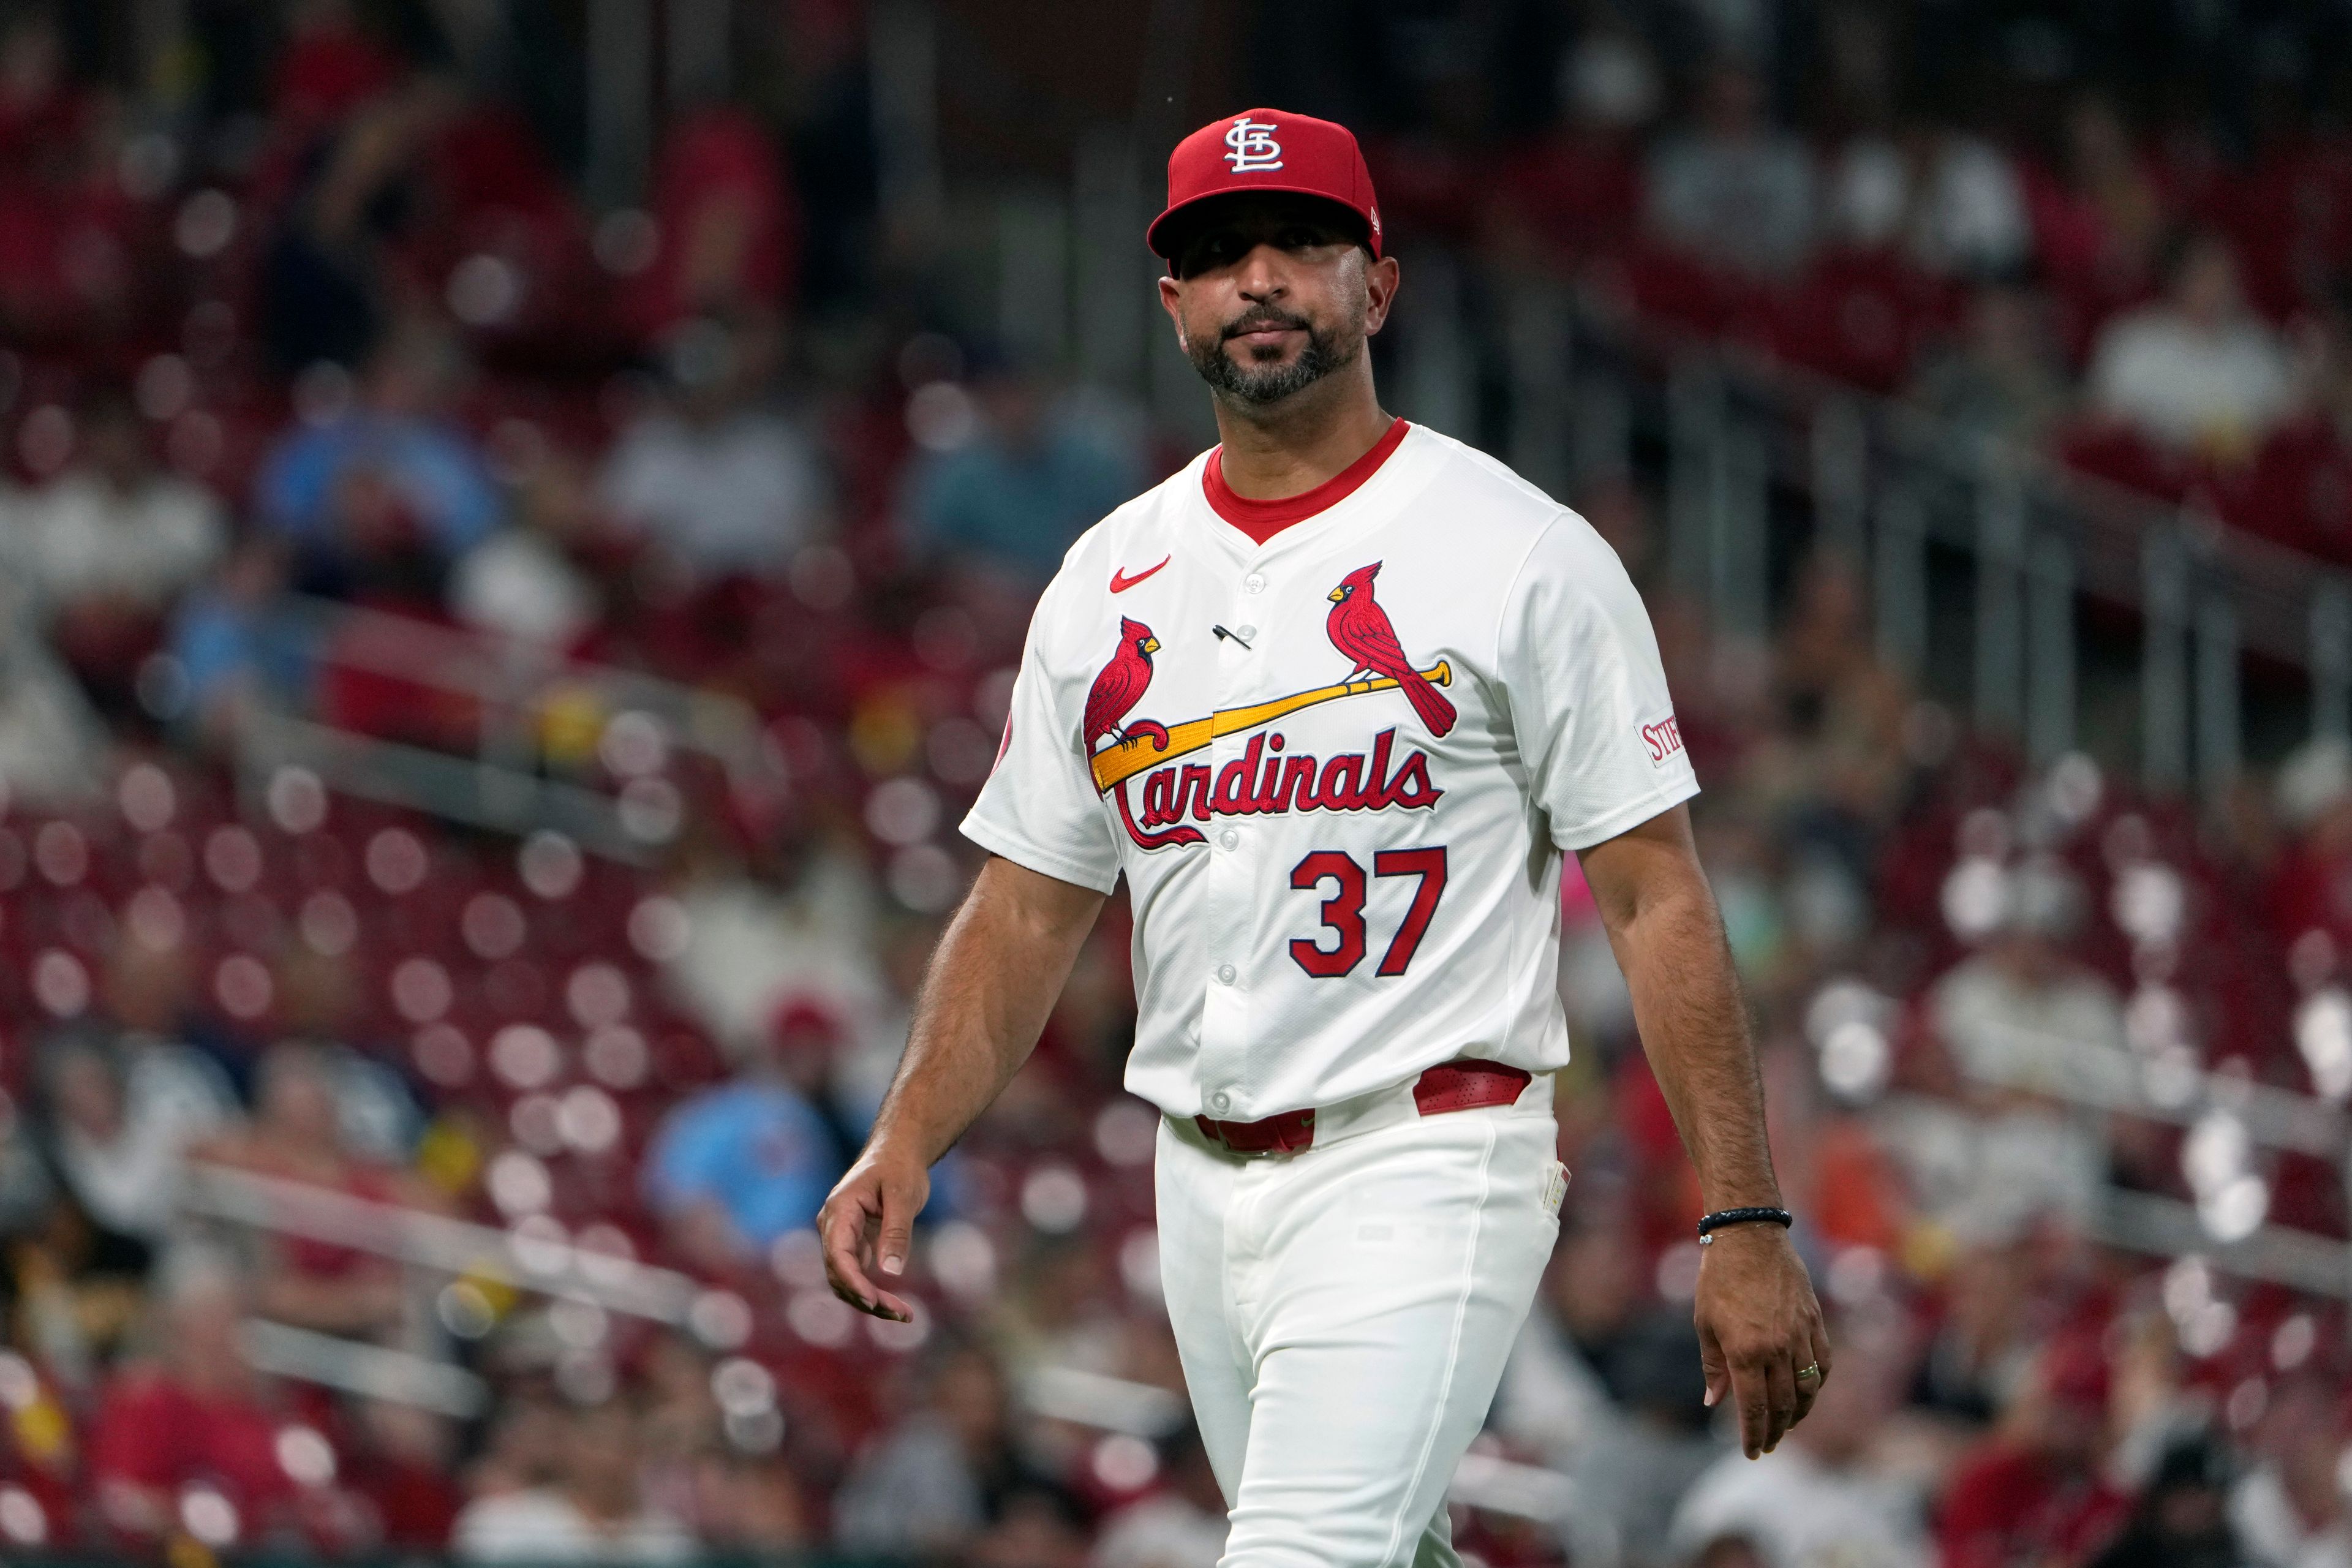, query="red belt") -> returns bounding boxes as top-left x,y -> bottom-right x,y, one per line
1192,1058 -> 1532,1156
